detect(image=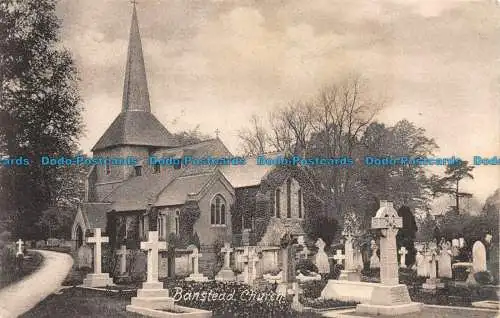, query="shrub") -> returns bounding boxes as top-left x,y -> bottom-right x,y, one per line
296,259 -> 318,275
300,280 -> 327,299
474,271 -> 494,285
